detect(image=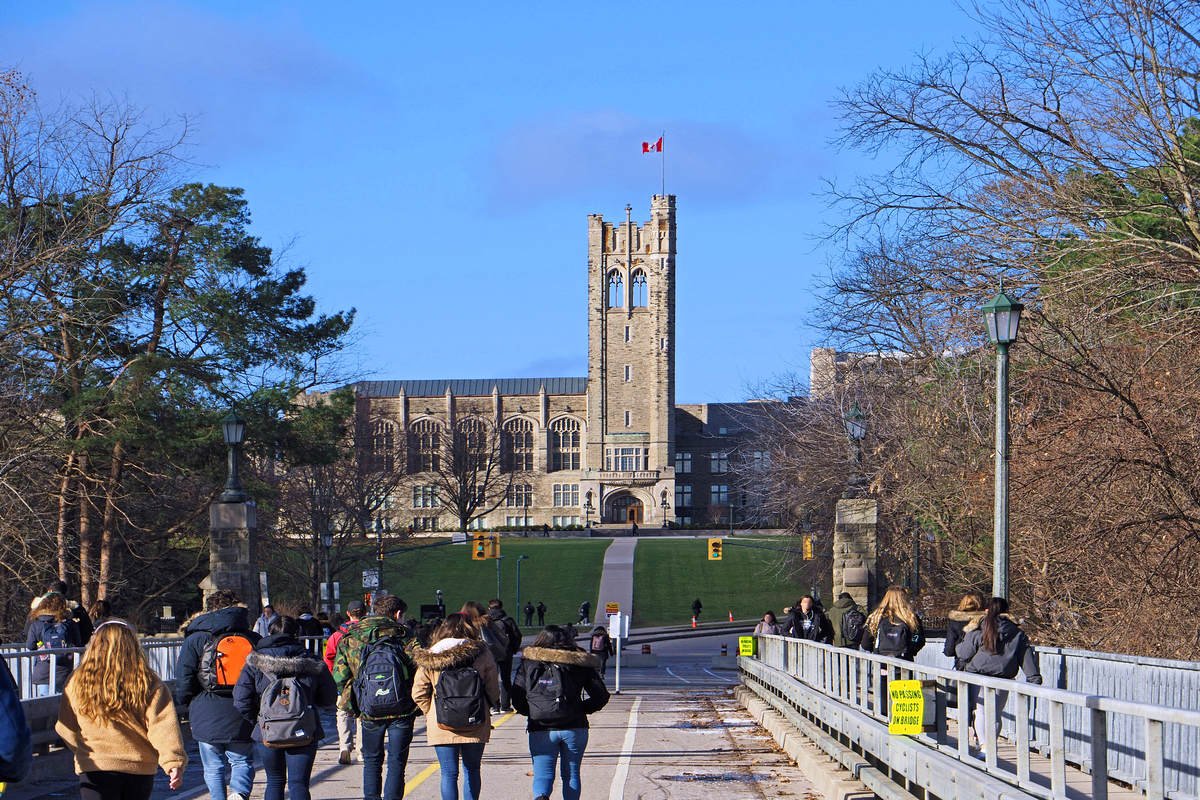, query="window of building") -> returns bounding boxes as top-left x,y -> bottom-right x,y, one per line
549,417 -> 581,471
675,451 -> 692,473
408,419 -> 440,472
675,514 -> 692,527
467,517 -> 487,530
605,447 -> 646,472
412,516 -> 439,532
710,451 -> 729,474
711,484 -> 730,505
372,515 -> 392,533
457,417 -> 487,453
718,426 -> 728,435
607,270 -> 624,308
412,485 -> 439,508
675,484 -> 692,508
369,420 -> 396,472
624,410 -> 631,427
624,364 -> 632,382
750,450 -> 770,470
503,418 -> 534,471
552,515 -> 581,527
505,515 -> 530,528
631,269 -> 648,307
552,483 -> 580,507
506,483 -> 532,508
624,325 -> 631,343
